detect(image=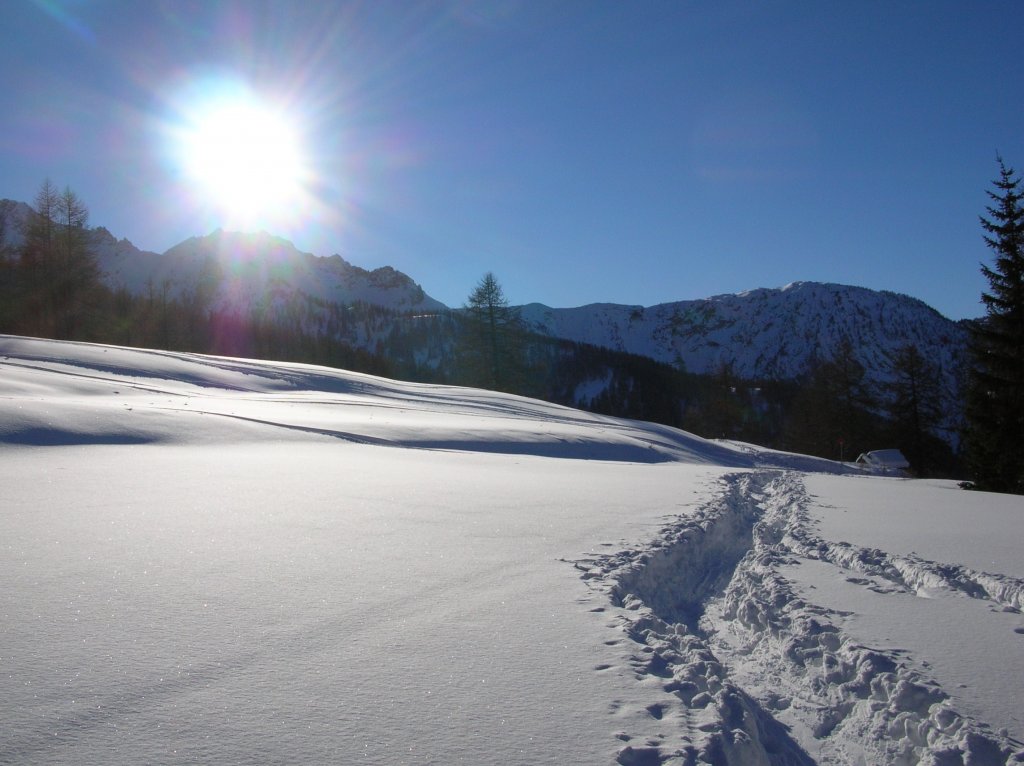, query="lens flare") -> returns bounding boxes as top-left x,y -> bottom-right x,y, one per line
165,78 -> 315,232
